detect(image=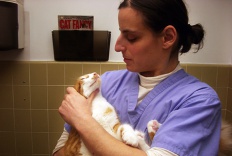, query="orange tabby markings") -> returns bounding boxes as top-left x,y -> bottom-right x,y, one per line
63,72 -> 151,156
74,80 -> 84,97
113,122 -> 121,133
149,132 -> 155,141
62,72 -> 232,156
104,107 -> 113,115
